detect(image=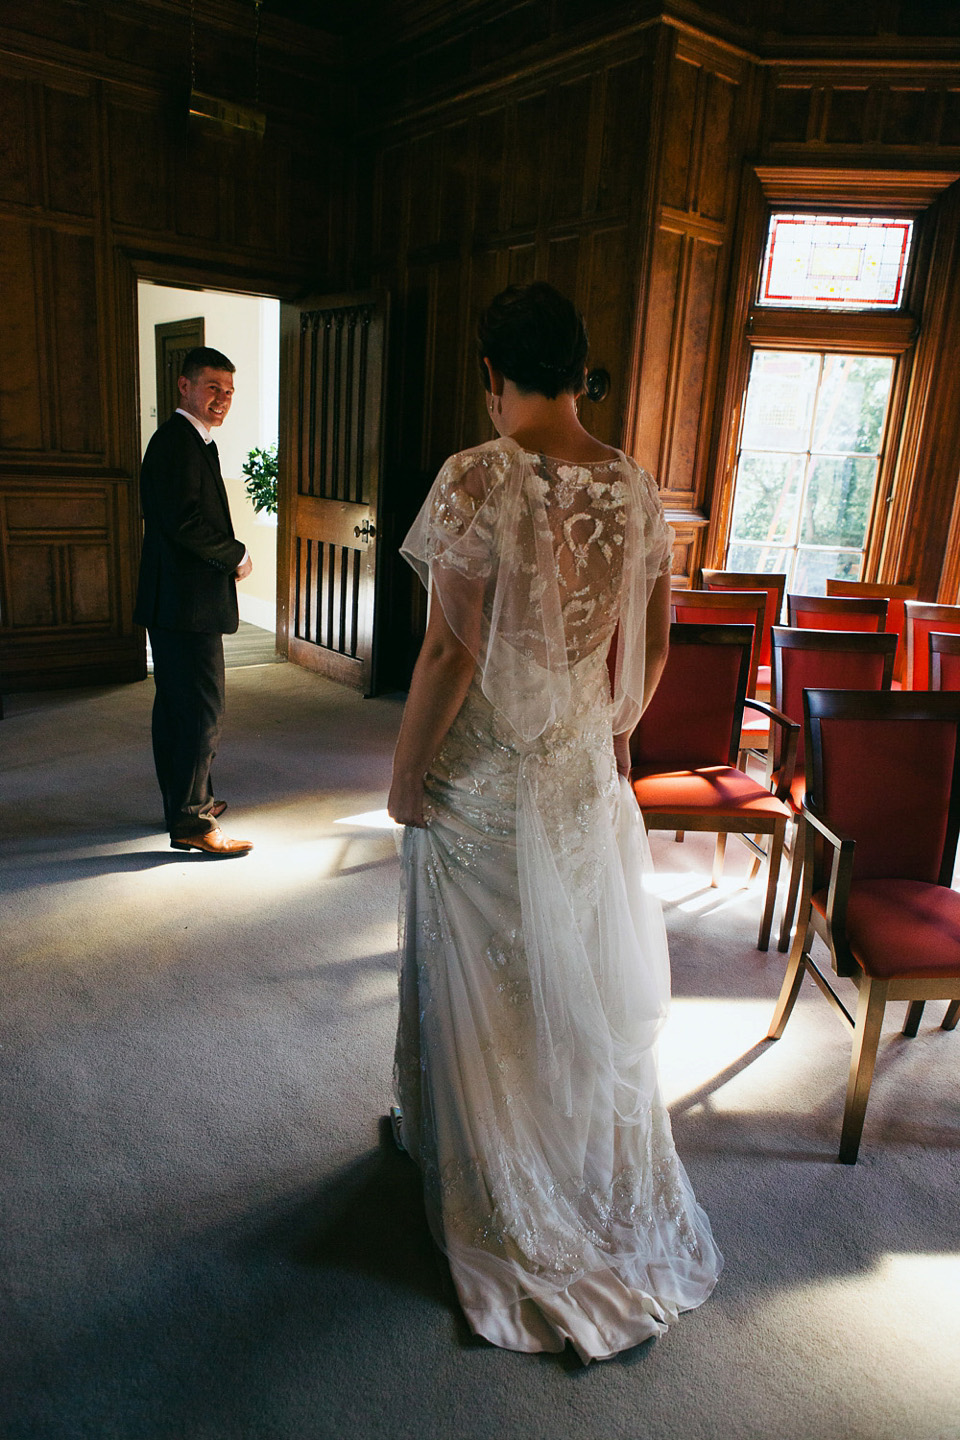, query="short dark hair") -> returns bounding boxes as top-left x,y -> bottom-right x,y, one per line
476,283 -> 588,400
179,347 -> 235,380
